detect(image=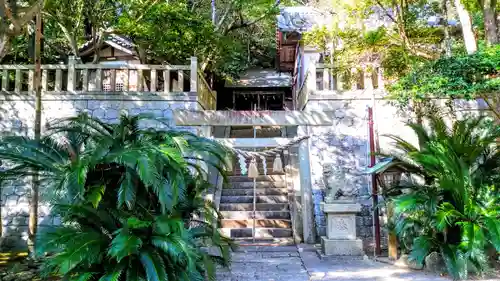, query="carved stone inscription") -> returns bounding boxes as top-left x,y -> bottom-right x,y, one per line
327,214 -> 356,240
